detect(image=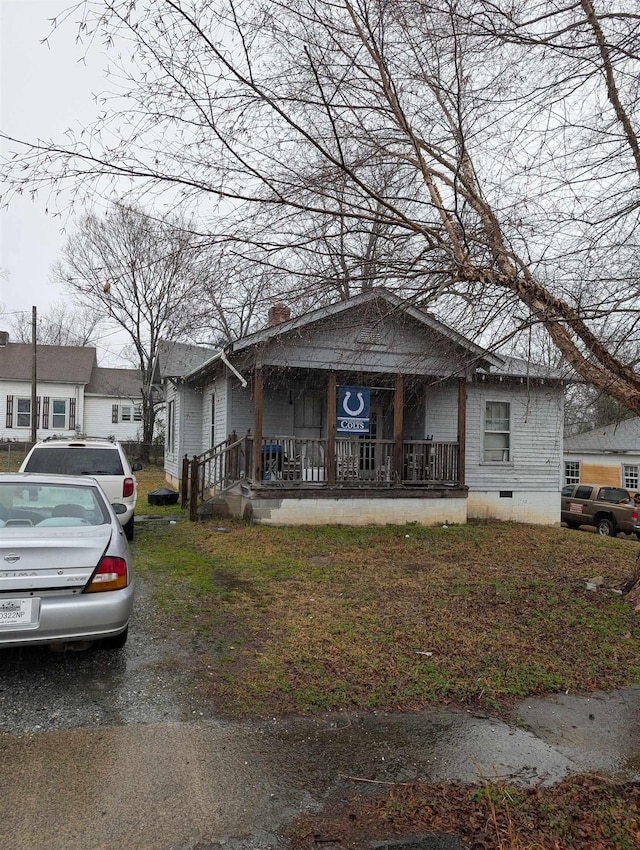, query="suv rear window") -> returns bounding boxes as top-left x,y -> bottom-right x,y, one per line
24,448 -> 125,476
